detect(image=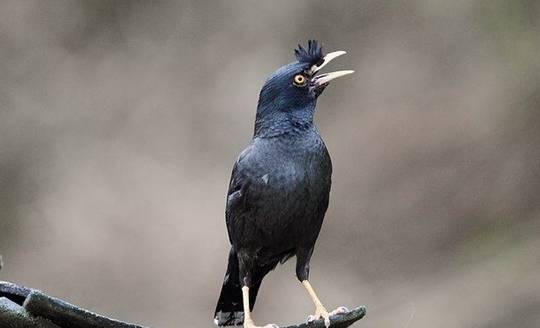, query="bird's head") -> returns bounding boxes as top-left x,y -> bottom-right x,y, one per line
255,40 -> 353,135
